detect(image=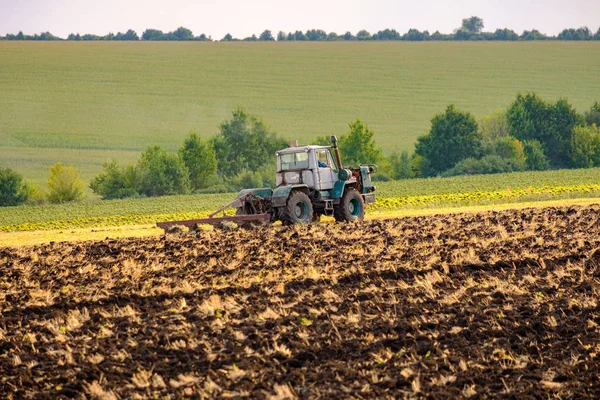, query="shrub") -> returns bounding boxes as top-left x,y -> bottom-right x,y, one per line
570,125 -> 600,168
388,150 -> 414,179
522,140 -> 550,171
0,167 -> 30,206
47,162 -> 85,204
493,137 -> 526,164
138,146 -> 191,197
442,155 -> 526,177
90,160 -> 140,200
179,133 -> 218,190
